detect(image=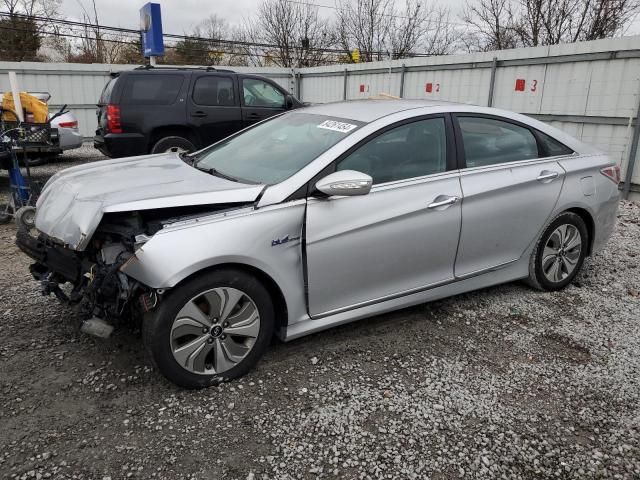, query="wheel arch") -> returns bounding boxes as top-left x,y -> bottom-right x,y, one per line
565,206 -> 595,256
148,125 -> 199,152
169,262 -> 289,340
